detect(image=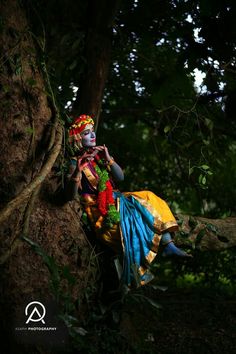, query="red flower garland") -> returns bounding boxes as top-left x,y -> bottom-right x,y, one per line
94,157 -> 120,226
97,180 -> 115,216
